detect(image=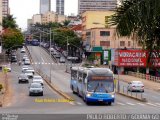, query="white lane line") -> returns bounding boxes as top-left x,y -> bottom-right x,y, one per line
69,102 -> 76,105
155,103 -> 160,106
146,103 -> 157,107
126,102 -> 135,106
137,103 -> 145,106
117,102 -> 125,105
41,57 -> 45,63
77,102 -> 82,105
